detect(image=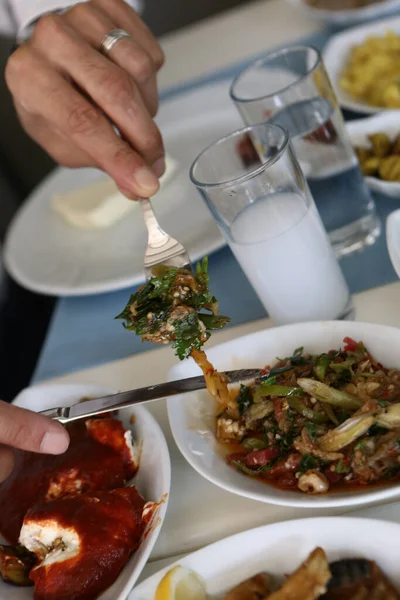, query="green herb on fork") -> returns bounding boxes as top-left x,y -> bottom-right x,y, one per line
116,257 -> 230,359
